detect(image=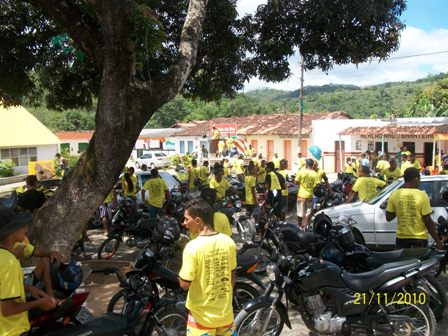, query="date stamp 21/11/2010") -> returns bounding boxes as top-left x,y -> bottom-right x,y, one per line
353,292 -> 427,305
